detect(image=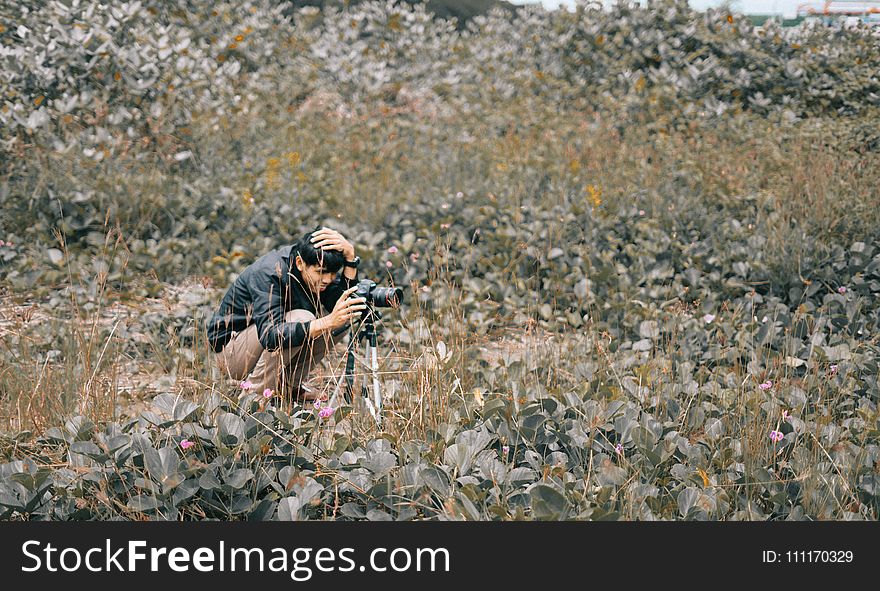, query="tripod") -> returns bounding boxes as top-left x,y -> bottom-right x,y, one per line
329,306 -> 384,426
